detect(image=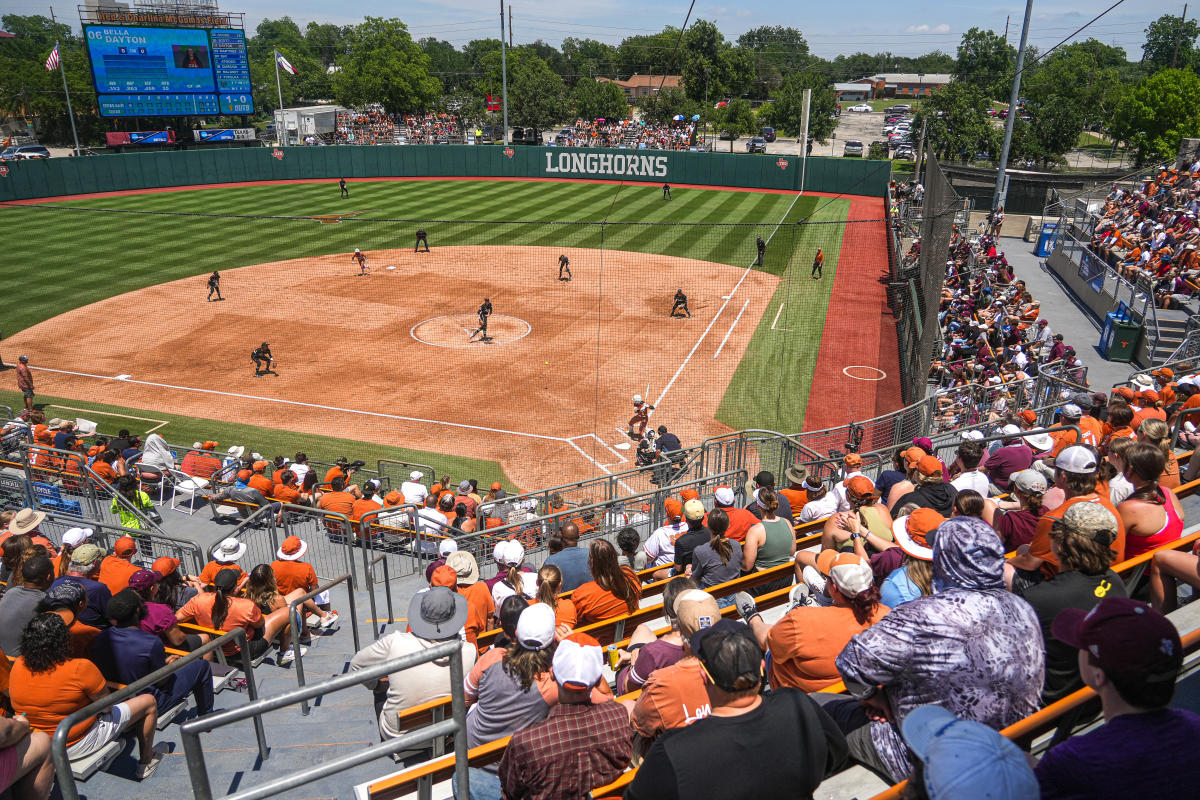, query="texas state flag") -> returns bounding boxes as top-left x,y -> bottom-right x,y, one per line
274,50 -> 298,75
